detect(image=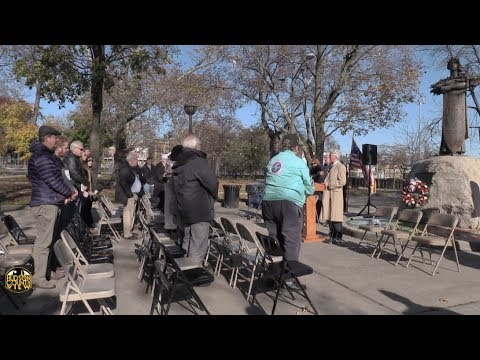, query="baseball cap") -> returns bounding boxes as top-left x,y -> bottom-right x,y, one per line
38,125 -> 61,139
